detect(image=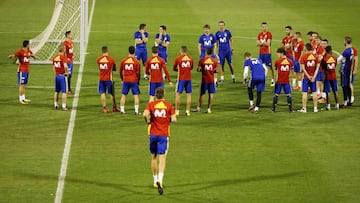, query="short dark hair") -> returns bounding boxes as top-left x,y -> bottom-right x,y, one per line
22,40 -> 30,48
180,45 -> 187,53
218,20 -> 225,25
155,87 -> 165,99
244,52 -> 251,58
58,45 -> 65,52
285,25 -> 292,30
345,36 -> 352,44
277,47 -> 286,55
305,43 -> 312,51
139,23 -> 146,30
203,24 -> 210,29
160,25 -> 166,31
307,31 -> 313,36
295,31 -> 301,36
152,46 -> 159,54
65,30 -> 71,37
322,39 -> 328,43
206,48 -> 213,55
261,22 -> 267,25
325,46 -> 332,54
101,46 -> 108,53
129,46 -> 135,54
